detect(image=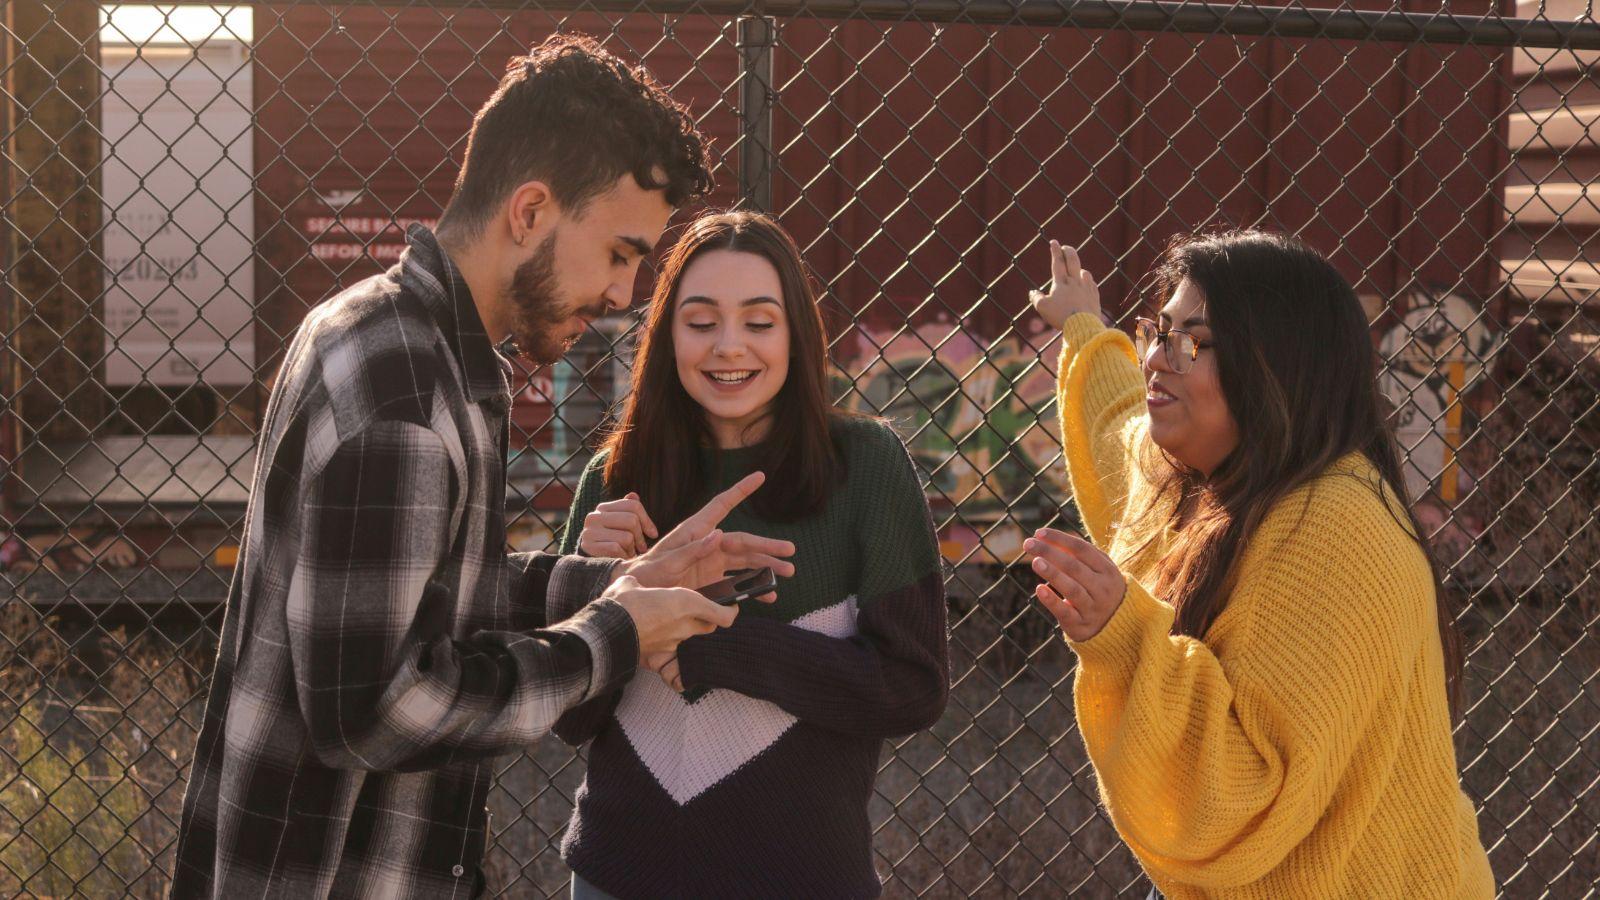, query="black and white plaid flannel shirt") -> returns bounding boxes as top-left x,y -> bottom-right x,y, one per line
171,225 -> 636,898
